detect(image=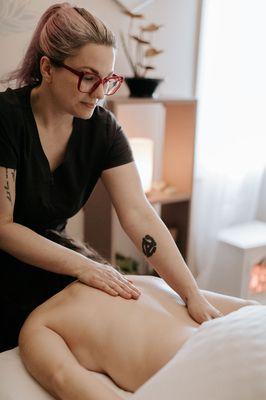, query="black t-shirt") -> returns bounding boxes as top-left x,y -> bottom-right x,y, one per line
0,84 -> 134,350
0,83 -> 134,319
0,84 -> 134,233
